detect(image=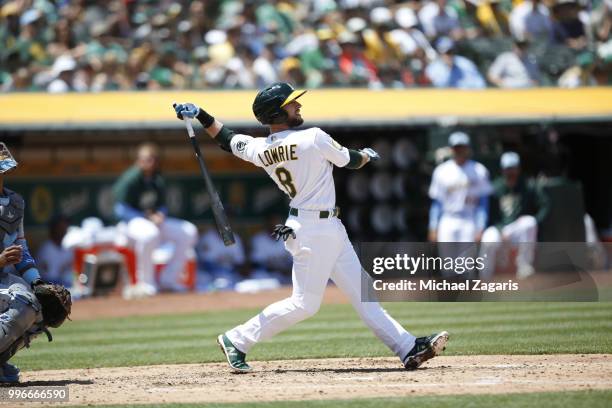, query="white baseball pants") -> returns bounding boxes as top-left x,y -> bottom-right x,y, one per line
126,217 -> 198,287
437,214 -> 477,242
436,215 -> 479,276
479,215 -> 538,279
226,211 -> 416,360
